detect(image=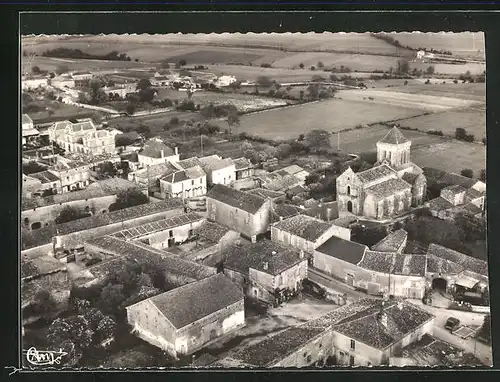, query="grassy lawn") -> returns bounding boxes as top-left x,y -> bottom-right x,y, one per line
23,99 -> 104,124
239,98 -> 424,141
